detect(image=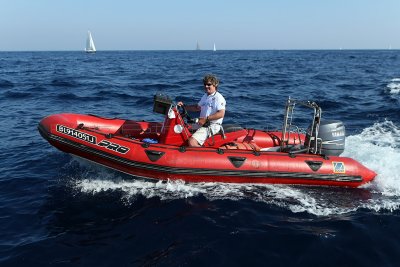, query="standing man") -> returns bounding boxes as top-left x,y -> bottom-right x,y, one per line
177,74 -> 226,147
